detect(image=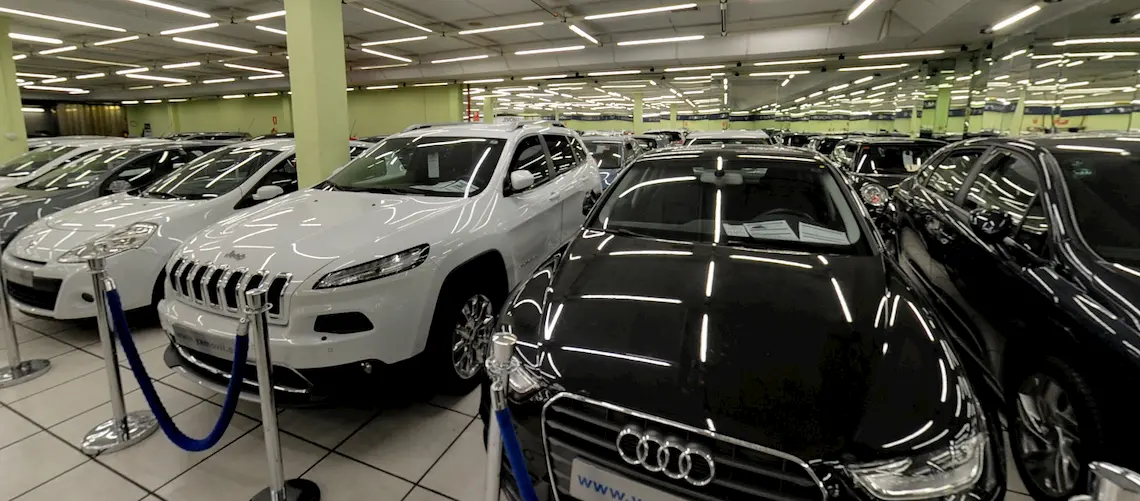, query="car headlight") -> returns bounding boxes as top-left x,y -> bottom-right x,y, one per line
58,223 -> 158,263
313,244 -> 429,289
847,432 -> 986,500
860,183 -> 889,207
